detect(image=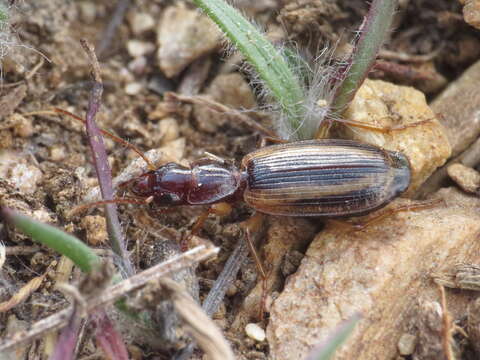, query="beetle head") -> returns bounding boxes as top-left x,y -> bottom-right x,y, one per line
130,163 -> 189,206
